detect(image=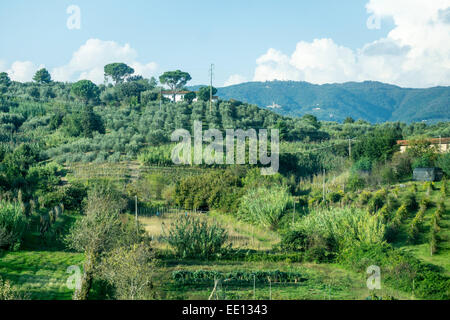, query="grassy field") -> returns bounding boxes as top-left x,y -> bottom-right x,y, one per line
0,251 -> 83,300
